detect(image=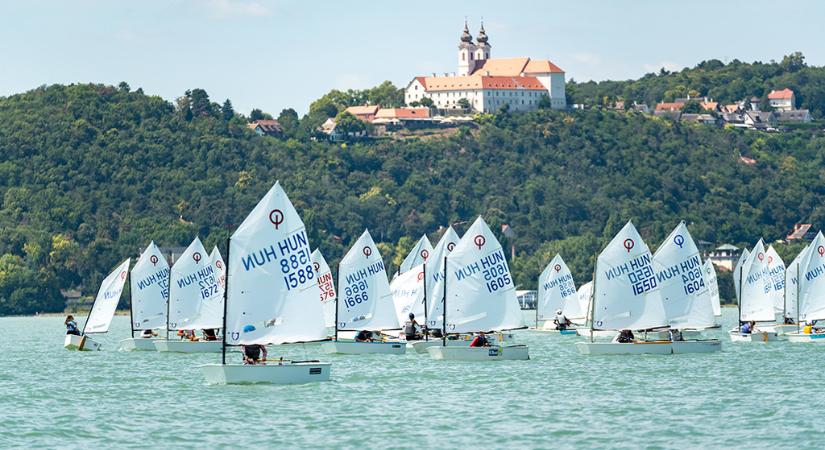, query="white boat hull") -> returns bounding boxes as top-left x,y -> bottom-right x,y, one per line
575,341 -> 673,355
64,334 -> 102,351
202,362 -> 331,384
728,330 -> 778,342
765,324 -> 799,336
155,340 -> 223,353
531,327 -> 578,335
411,333 -> 516,353
670,339 -> 722,353
427,345 -> 530,361
785,332 -> 825,343
119,338 -> 160,351
321,341 -> 406,354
